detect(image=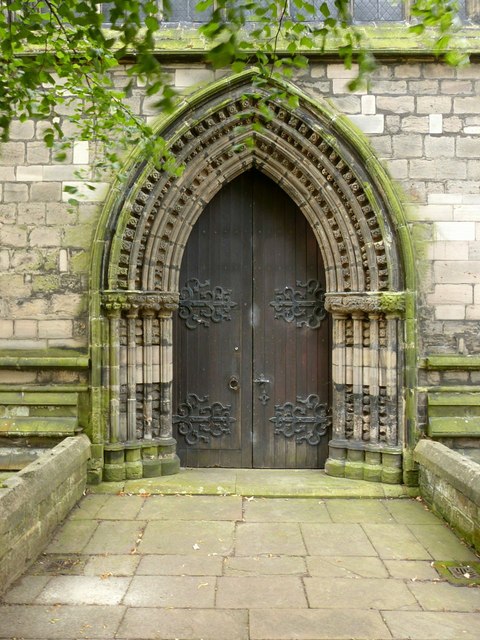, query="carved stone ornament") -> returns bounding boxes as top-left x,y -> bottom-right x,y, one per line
173,394 -> 235,445
270,279 -> 326,329
324,292 -> 405,315
102,291 -> 179,314
178,278 -> 237,329
270,394 -> 330,446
